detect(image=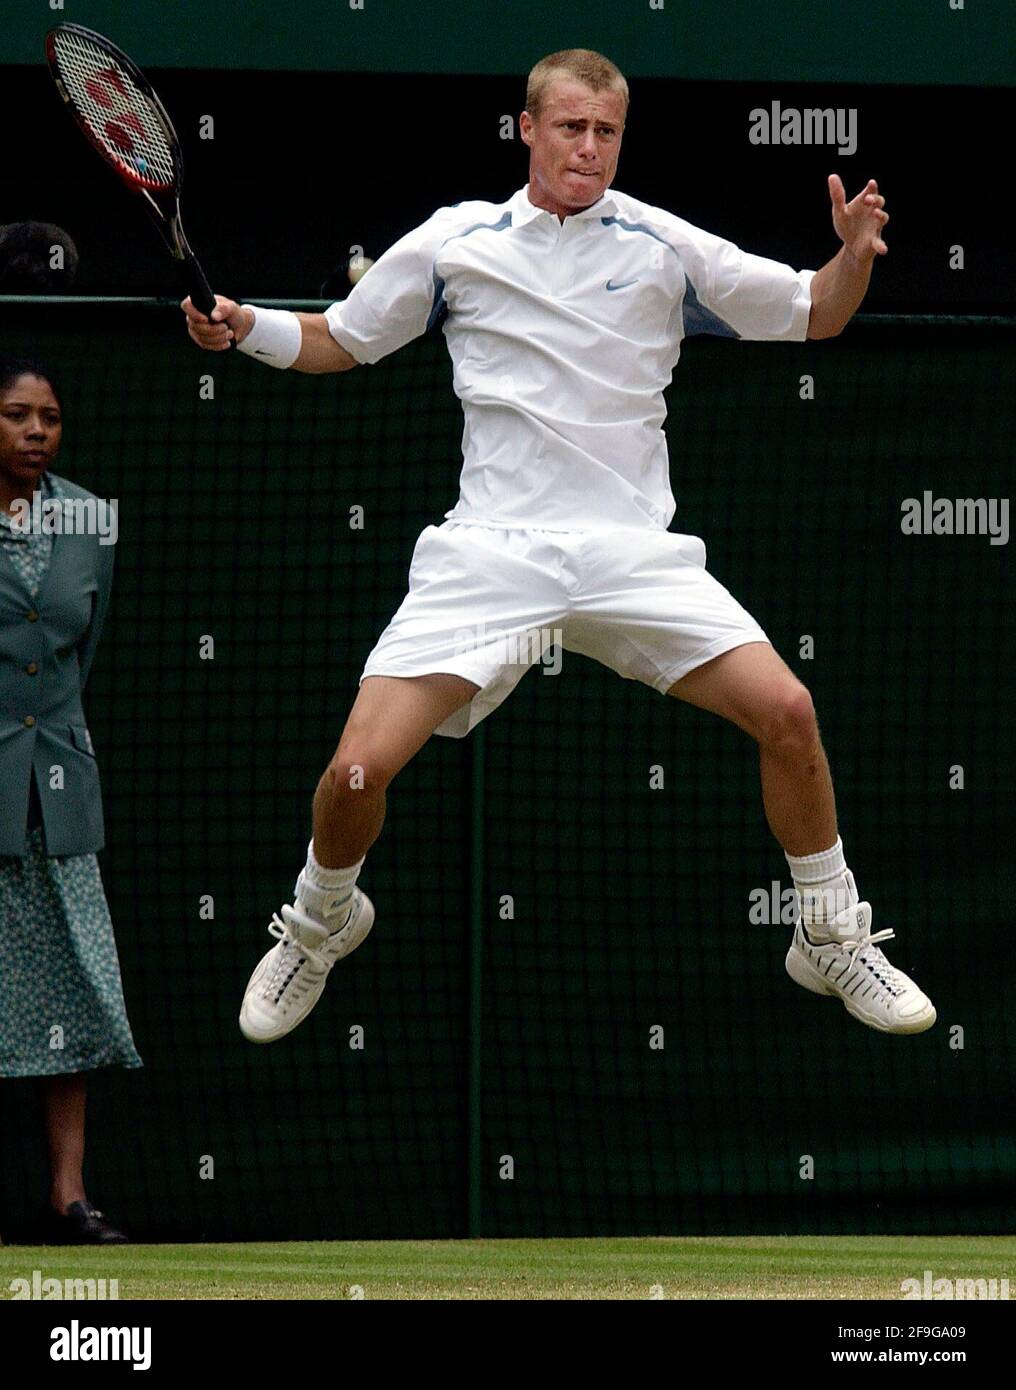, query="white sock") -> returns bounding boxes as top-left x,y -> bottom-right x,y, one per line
293,839 -> 364,933
785,837 -> 857,938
